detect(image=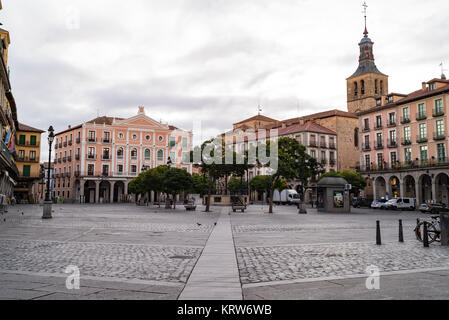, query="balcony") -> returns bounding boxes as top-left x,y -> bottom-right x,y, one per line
58,143 -> 63,149
76,138 -> 81,144
67,156 -> 72,162
87,138 -> 97,143
308,141 -> 317,148
387,139 -> 398,148
374,141 -> 384,150
400,117 -> 411,124
17,141 -> 41,148
434,132 -> 446,141
320,142 -> 327,149
63,142 -> 67,147
417,135 -> 428,144
416,113 -> 427,121
63,157 -> 67,163
102,154 -> 111,161
117,155 -> 124,160
374,124 -> 383,130
74,171 -> 80,177
103,138 -> 111,143
320,159 -> 327,165
357,157 -> 449,173
87,154 -> 97,160
75,154 -> 80,161
329,143 -> 336,150
362,143 -> 371,151
401,138 -> 412,146
57,158 -> 62,164
387,120 -> 397,128
329,159 -> 336,166
17,156 -> 39,163
68,140 -> 73,146
362,126 -> 370,133
433,108 -> 445,117
55,144 -> 58,150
